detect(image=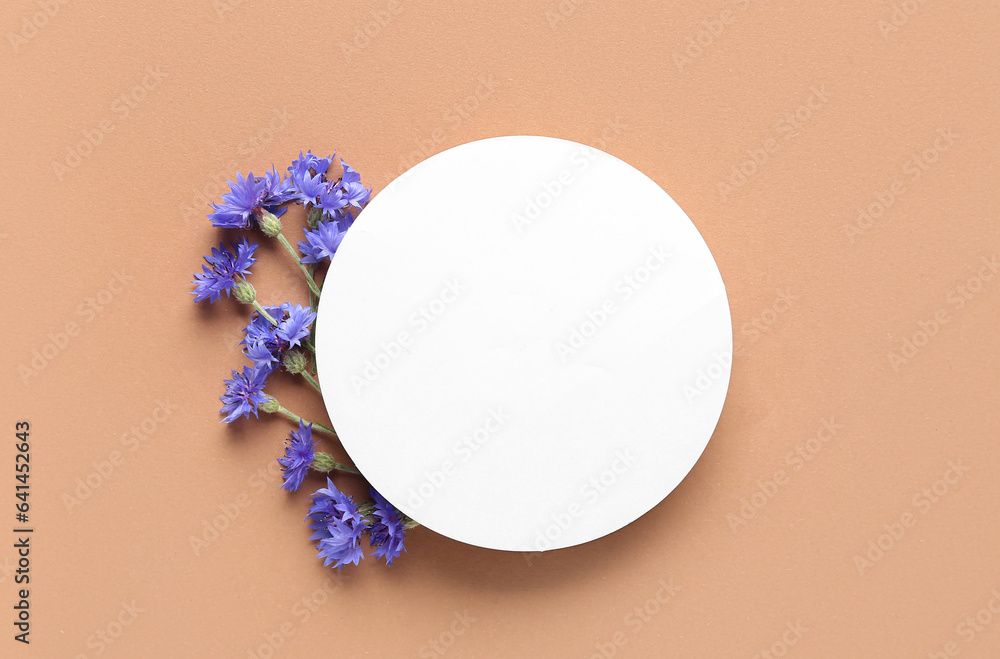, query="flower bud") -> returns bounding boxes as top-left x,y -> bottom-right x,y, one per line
282,349 -> 307,374
311,451 -> 337,473
258,211 -> 282,237
306,206 -> 324,230
232,279 -> 256,304
259,395 -> 280,414
400,512 -> 420,529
